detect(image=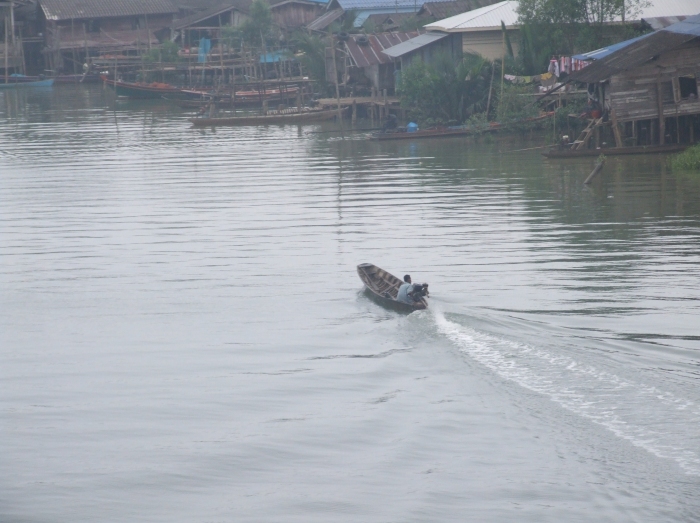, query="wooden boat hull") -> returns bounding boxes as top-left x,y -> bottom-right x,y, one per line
102,76 -> 183,99
0,78 -> 54,88
357,263 -> 427,312
189,108 -> 343,127
370,113 -> 553,141
542,144 -> 688,158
